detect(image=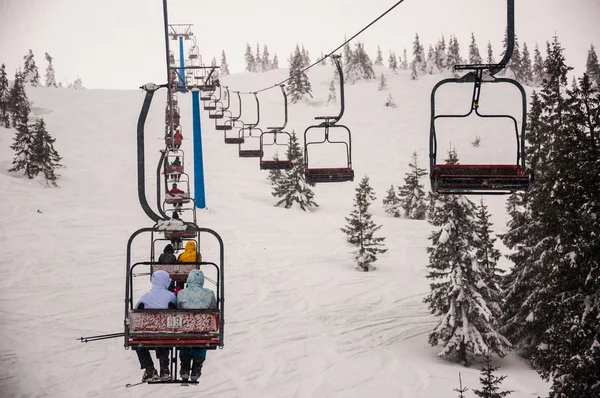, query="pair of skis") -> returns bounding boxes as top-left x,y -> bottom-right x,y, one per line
126,378 -> 198,388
